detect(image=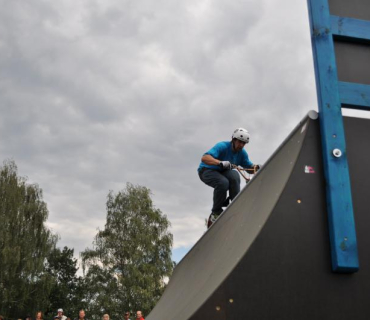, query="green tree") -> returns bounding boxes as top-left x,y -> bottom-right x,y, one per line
0,160 -> 58,318
45,246 -> 87,319
81,183 -> 174,319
